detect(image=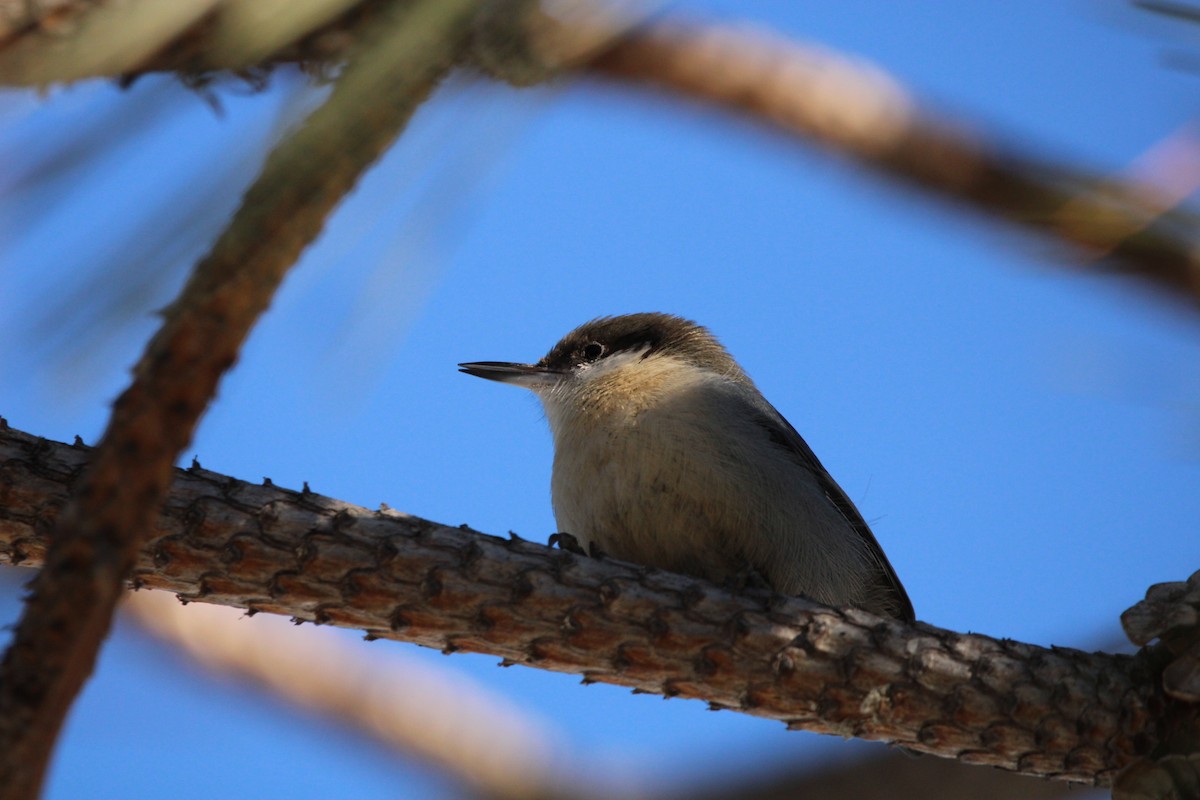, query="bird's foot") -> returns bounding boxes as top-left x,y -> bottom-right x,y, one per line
547,532 -> 607,559
724,565 -> 772,594
548,532 -> 587,555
